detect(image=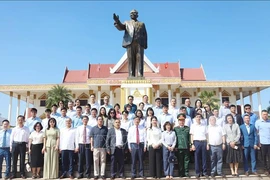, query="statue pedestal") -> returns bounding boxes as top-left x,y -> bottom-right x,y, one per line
127,76 -> 145,80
